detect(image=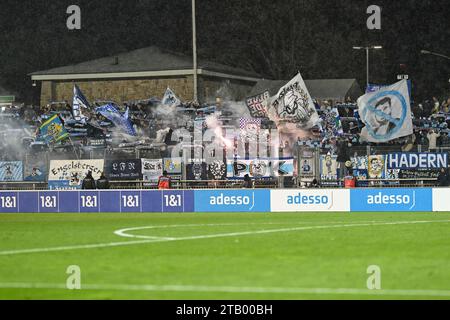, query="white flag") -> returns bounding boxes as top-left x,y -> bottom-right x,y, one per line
357,80 -> 412,143
270,73 -> 319,129
161,87 -> 181,107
